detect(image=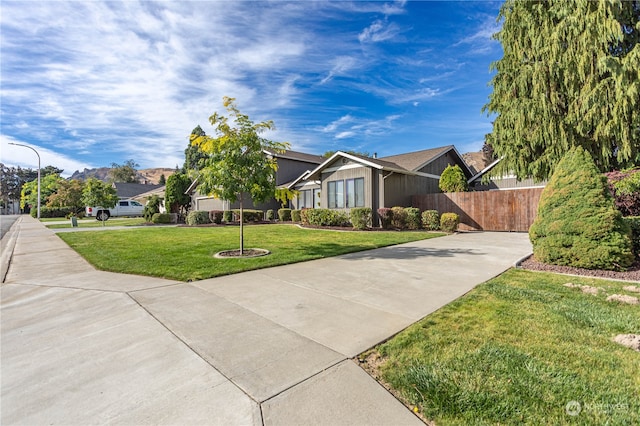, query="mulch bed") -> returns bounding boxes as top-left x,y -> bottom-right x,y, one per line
519,255 -> 640,282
